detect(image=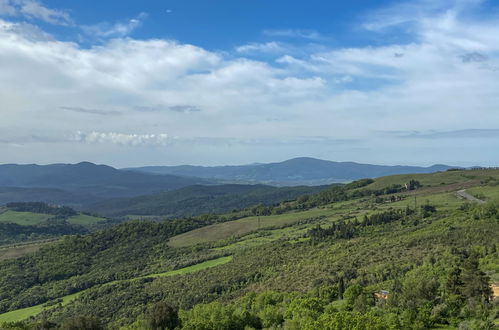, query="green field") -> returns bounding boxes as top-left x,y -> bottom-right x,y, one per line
0,211 -> 52,225
168,208 -> 339,248
0,292 -> 82,323
0,210 -> 103,226
362,169 -> 499,191
141,256 -> 233,279
0,256 -> 233,323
